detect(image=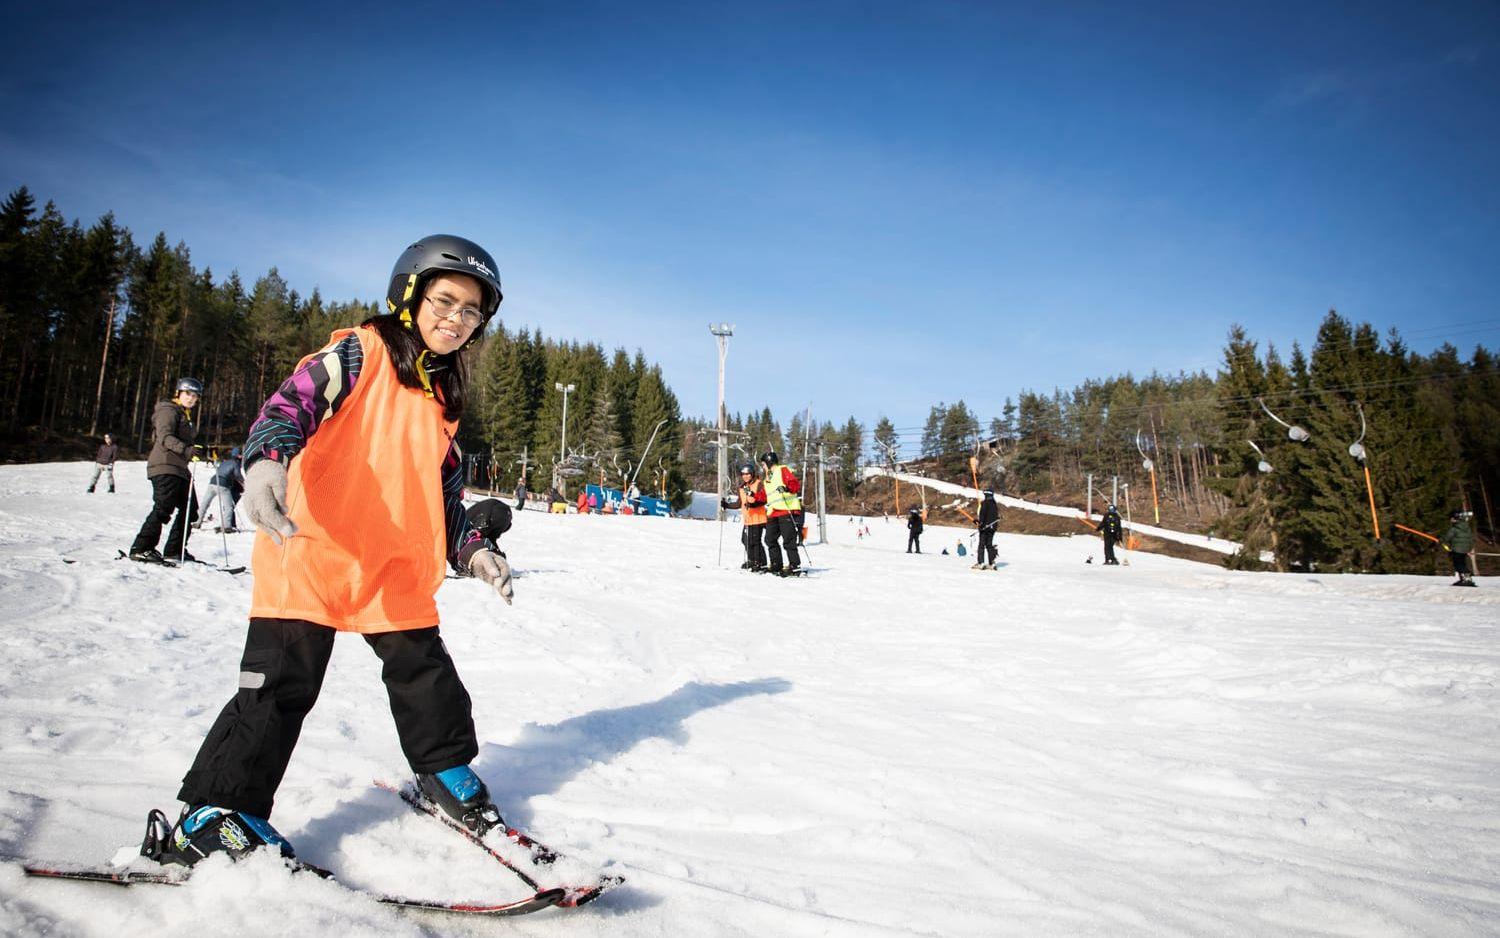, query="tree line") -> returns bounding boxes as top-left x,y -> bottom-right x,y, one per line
0,186 -> 693,506
859,312 -> 1497,574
